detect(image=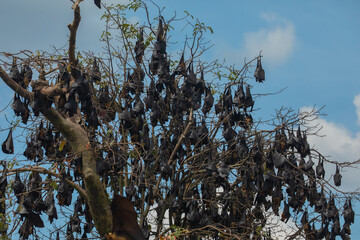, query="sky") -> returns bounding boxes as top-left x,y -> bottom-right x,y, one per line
0,0 -> 360,238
